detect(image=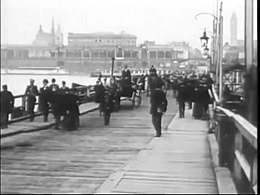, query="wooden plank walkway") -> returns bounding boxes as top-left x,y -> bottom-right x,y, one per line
1,93 -> 178,194
96,109 -> 218,194
1,102 -> 100,138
